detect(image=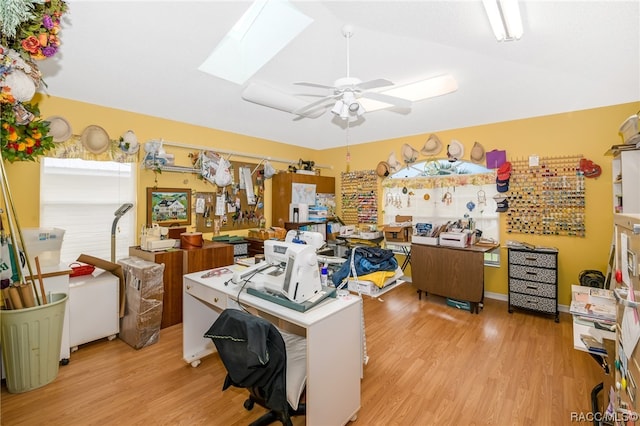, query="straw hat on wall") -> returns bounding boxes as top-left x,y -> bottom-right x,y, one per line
401,143 -> 420,164
421,134 -> 443,156
470,141 -> 486,164
46,116 -> 73,142
447,139 -> 464,161
81,125 -> 111,154
387,151 -> 403,173
376,161 -> 390,177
